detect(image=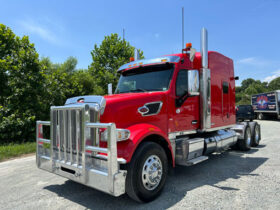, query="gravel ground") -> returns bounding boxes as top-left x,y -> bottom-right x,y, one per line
0,120 -> 279,210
